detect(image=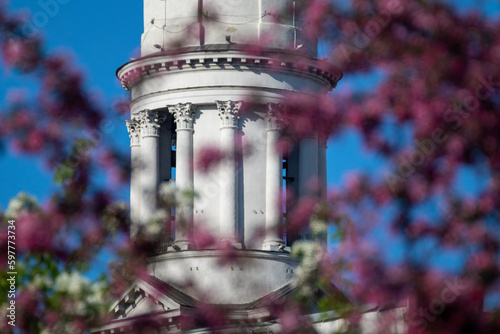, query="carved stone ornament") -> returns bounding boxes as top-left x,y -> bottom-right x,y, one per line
168,103 -> 195,130
139,109 -> 166,137
216,100 -> 242,129
266,103 -> 285,131
125,118 -> 141,146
